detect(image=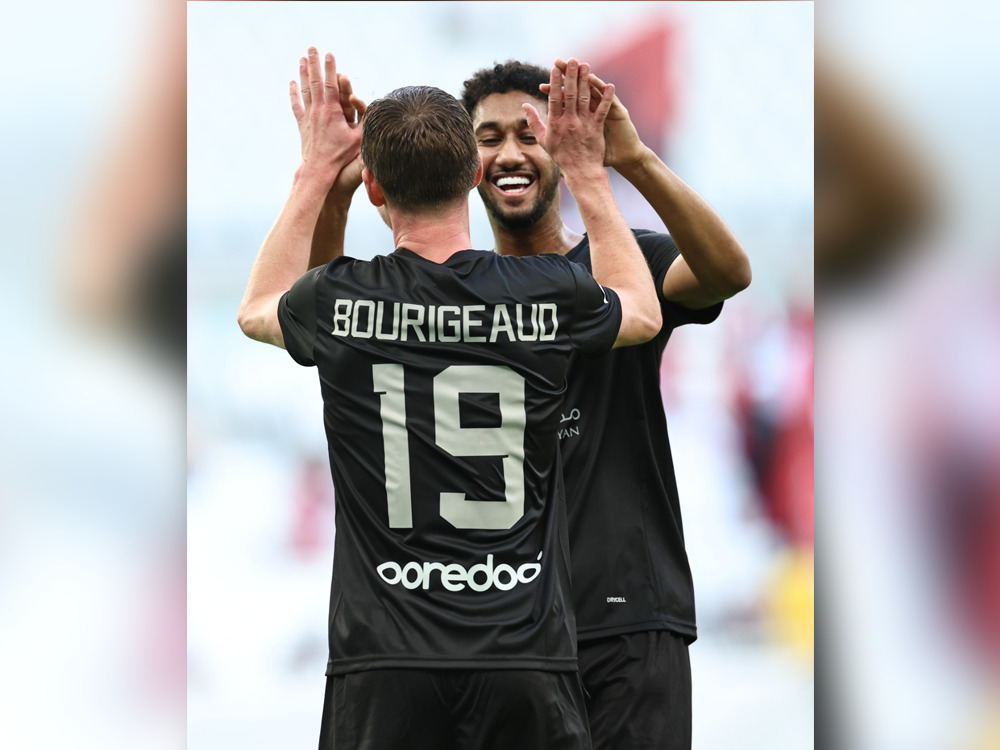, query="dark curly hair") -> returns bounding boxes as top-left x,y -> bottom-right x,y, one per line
460,61 -> 549,118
